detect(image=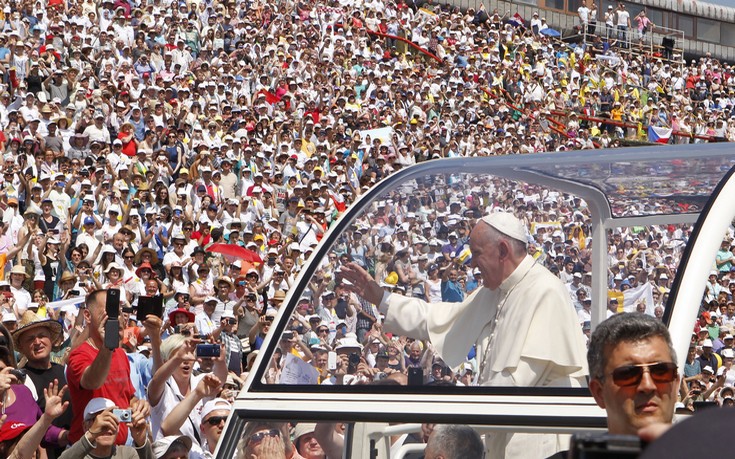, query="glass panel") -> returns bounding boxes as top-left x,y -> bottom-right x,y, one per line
647,8 -> 664,29
261,173 -> 593,388
696,18 -> 720,43
568,0 -> 583,15
605,225 -> 690,320
722,23 -> 735,47
515,0 -> 538,6
230,419 -> 568,458
678,15 -> 694,38
544,0 -> 565,12
528,157 -> 735,217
